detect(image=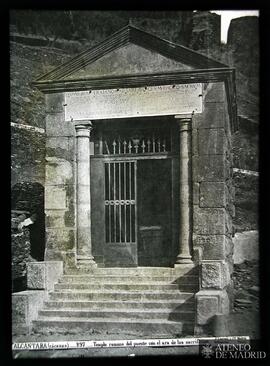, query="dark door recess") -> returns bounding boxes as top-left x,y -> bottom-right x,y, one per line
137,159 -> 172,267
